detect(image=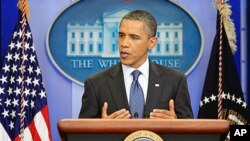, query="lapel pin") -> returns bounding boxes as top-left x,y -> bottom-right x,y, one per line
155,84 -> 160,87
